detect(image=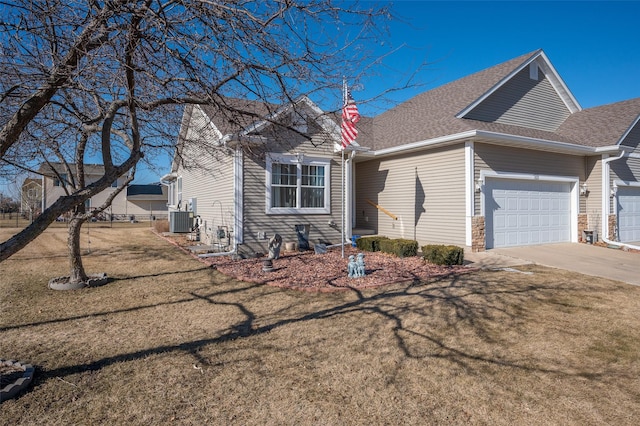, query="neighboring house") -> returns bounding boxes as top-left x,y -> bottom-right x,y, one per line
39,163 -> 168,220
21,178 -> 43,219
165,49 -> 640,255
